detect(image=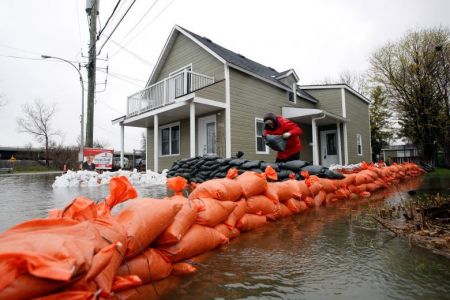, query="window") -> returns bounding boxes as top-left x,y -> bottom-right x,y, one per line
326,133 -> 337,155
288,91 -> 294,102
255,118 -> 269,154
160,122 -> 180,156
356,134 -> 363,156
